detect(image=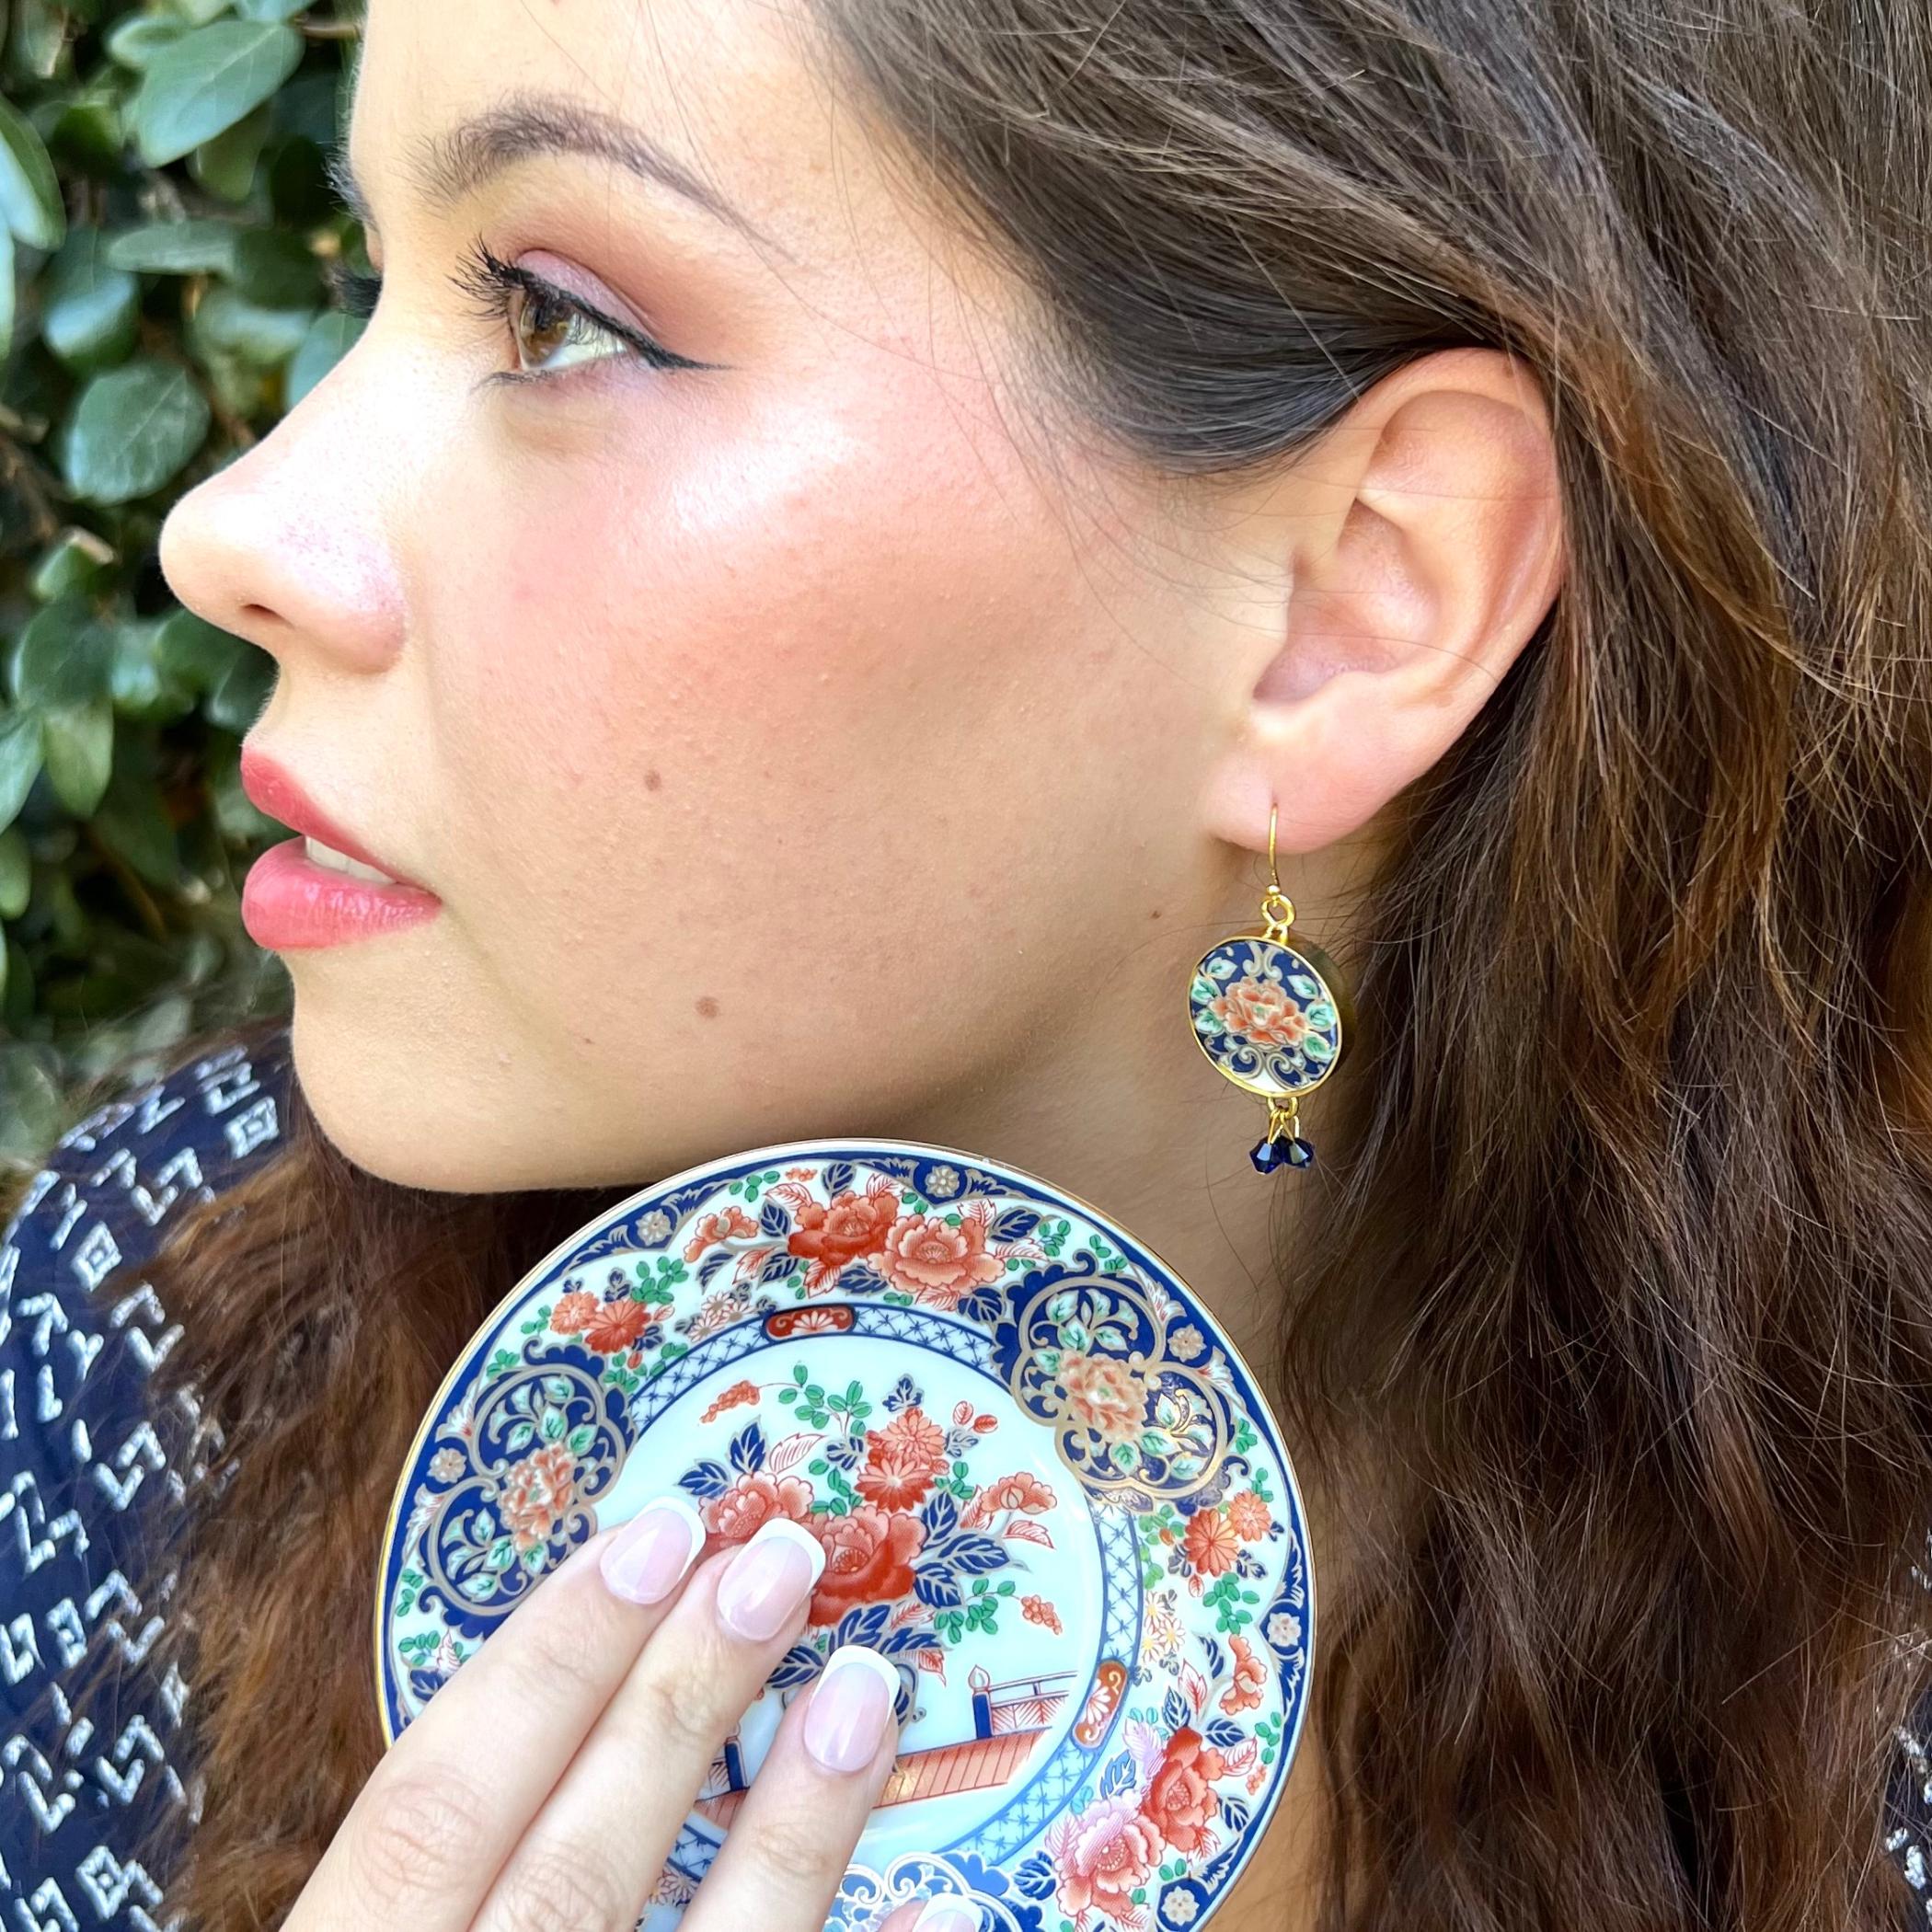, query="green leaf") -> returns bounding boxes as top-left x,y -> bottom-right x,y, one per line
235,0 -> 313,22
207,643 -> 276,733
14,595 -> 114,708
105,14 -> 191,70
190,281 -> 314,367
0,713 -> 42,836
154,605 -> 247,693
0,826 -> 29,920
205,732 -> 283,843
0,92 -> 63,251
0,1043 -> 62,1161
227,223 -> 321,305
132,22 -> 305,168
93,766 -> 181,889
40,227 -> 141,374
28,527 -> 117,603
0,223 -> 14,367
40,700 -> 115,817
190,98 -> 273,201
110,618 -> 198,723
104,217 -> 244,274
44,90 -> 126,175
7,0 -> 69,83
61,358 -> 212,505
